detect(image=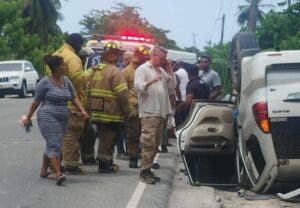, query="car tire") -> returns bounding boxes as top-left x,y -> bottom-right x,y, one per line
229,32 -> 260,94
19,81 -> 27,98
